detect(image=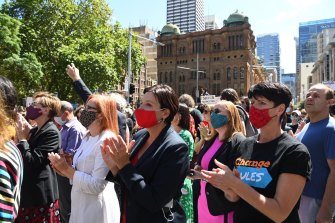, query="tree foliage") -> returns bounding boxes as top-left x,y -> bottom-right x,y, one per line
0,0 -> 145,102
